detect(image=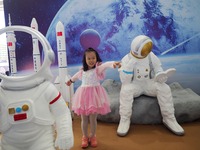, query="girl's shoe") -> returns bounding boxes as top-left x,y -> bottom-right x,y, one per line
90,135 -> 97,147
81,136 -> 89,148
